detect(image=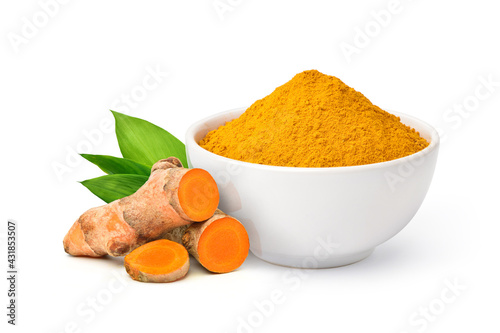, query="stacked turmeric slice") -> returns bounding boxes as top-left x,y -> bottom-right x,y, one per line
63,157 -> 249,282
